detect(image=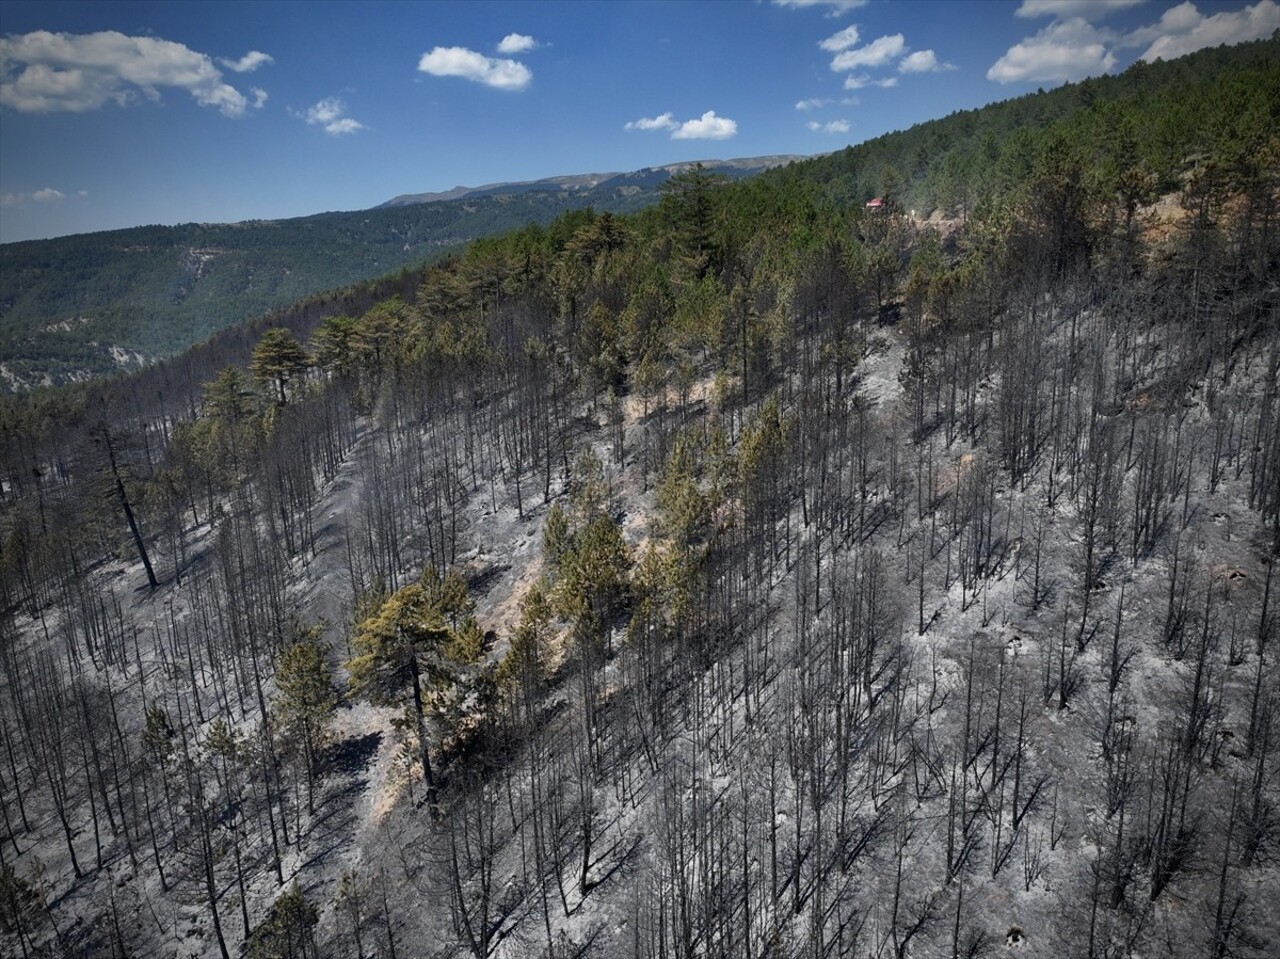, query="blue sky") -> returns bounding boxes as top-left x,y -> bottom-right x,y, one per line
1,0 -> 1275,243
